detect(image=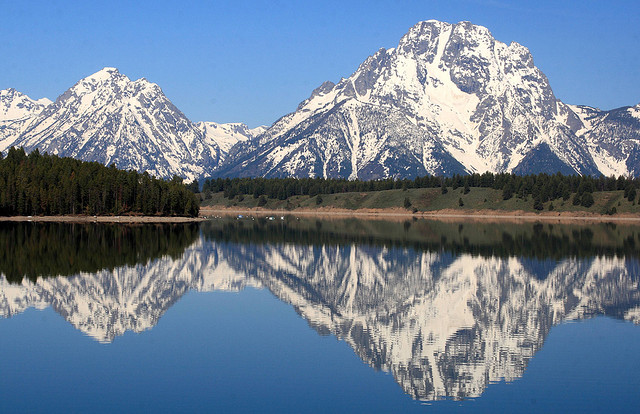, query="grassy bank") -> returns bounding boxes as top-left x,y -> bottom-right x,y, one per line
202,187 -> 640,216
